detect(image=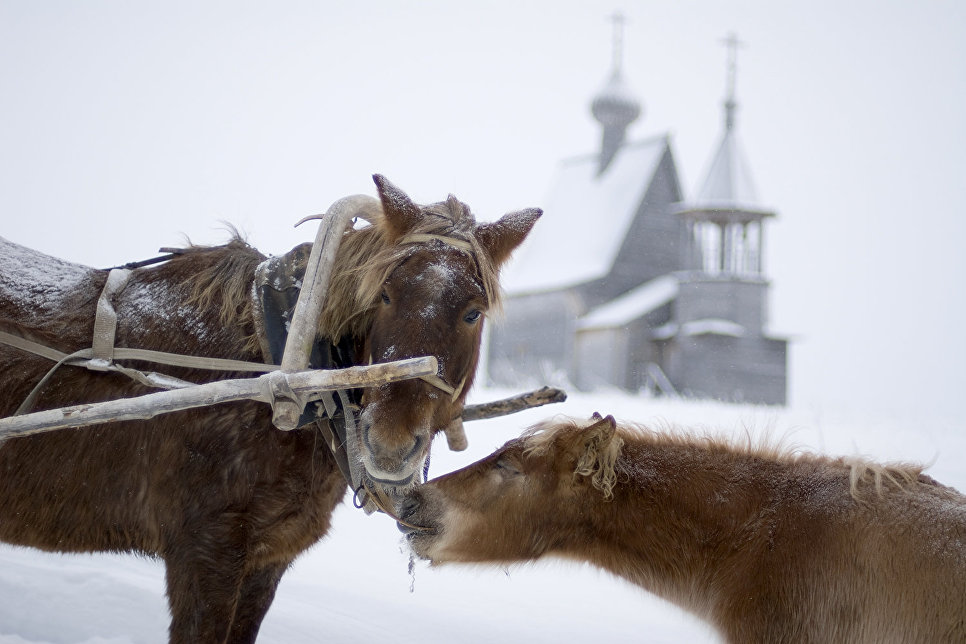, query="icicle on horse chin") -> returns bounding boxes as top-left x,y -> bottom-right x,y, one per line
0,174 -> 541,643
